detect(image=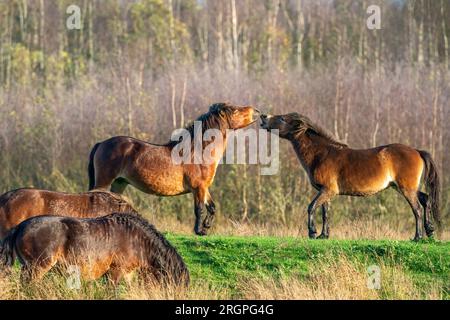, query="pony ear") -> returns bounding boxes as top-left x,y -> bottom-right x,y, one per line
291,116 -> 309,135
298,115 -> 312,128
